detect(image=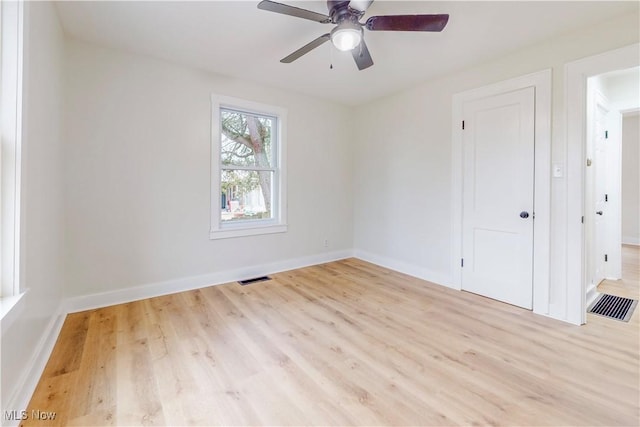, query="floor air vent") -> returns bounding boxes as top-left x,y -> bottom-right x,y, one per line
238,276 -> 271,286
587,294 -> 638,322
